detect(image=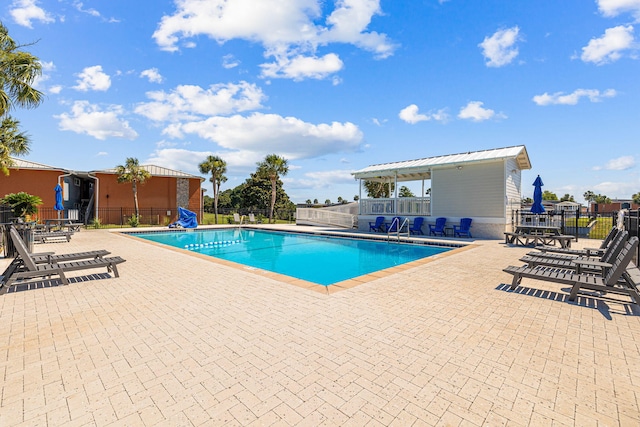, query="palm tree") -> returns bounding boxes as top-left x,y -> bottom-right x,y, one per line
0,117 -> 29,175
0,22 -> 43,173
256,154 -> 289,223
116,158 -> 151,219
198,155 -> 227,224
